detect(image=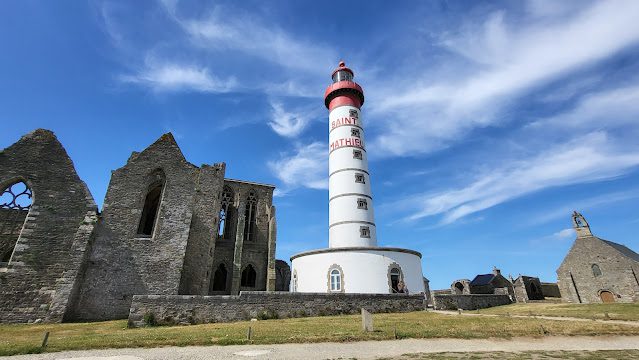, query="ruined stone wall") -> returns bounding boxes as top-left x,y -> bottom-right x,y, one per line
557,236 -> 639,304
433,294 -> 512,310
211,180 -> 274,294
275,260 -> 291,291
179,164 -> 226,296
0,130 -> 97,323
128,292 -> 425,327
72,134 -> 200,321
